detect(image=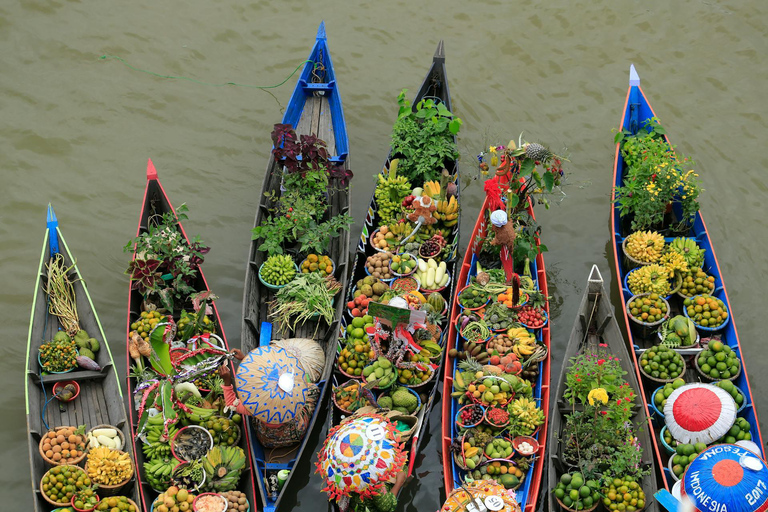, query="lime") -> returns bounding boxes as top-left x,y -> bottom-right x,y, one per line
580,486 -> 591,498
570,490 -> 580,501
561,473 -> 572,486
555,488 -> 565,499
